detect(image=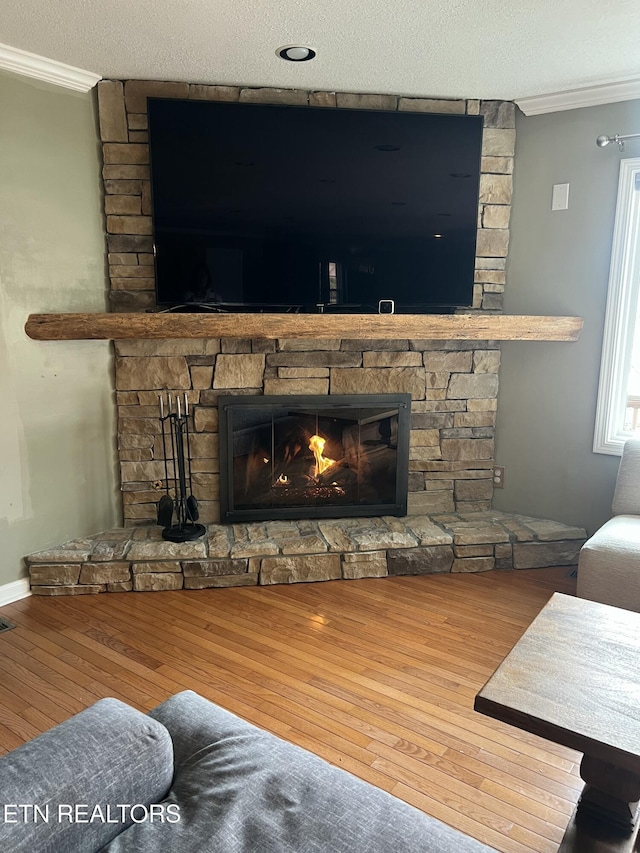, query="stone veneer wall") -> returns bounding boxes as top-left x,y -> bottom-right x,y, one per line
98,82 -> 514,314
97,81 -> 514,524
116,337 -> 500,524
